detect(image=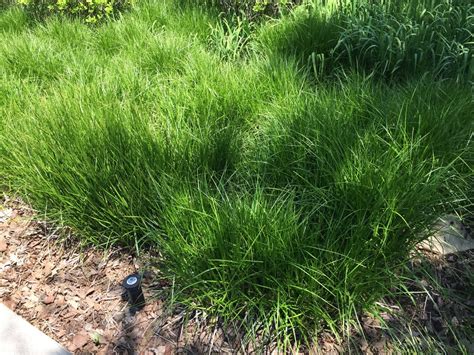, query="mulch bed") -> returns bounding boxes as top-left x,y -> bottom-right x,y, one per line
1,195 -> 473,354
0,197 -> 237,354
